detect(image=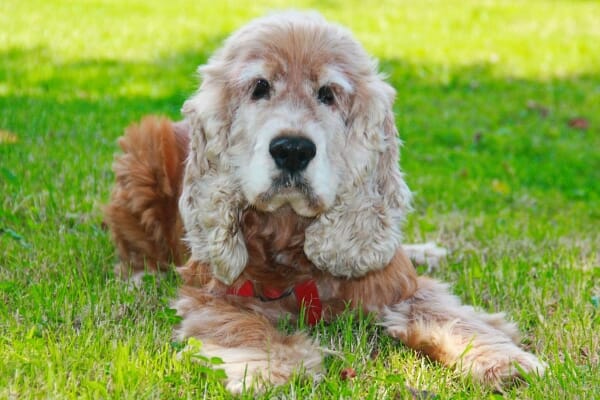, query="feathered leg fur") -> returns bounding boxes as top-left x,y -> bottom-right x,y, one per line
381,277 -> 545,388
172,281 -> 323,393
